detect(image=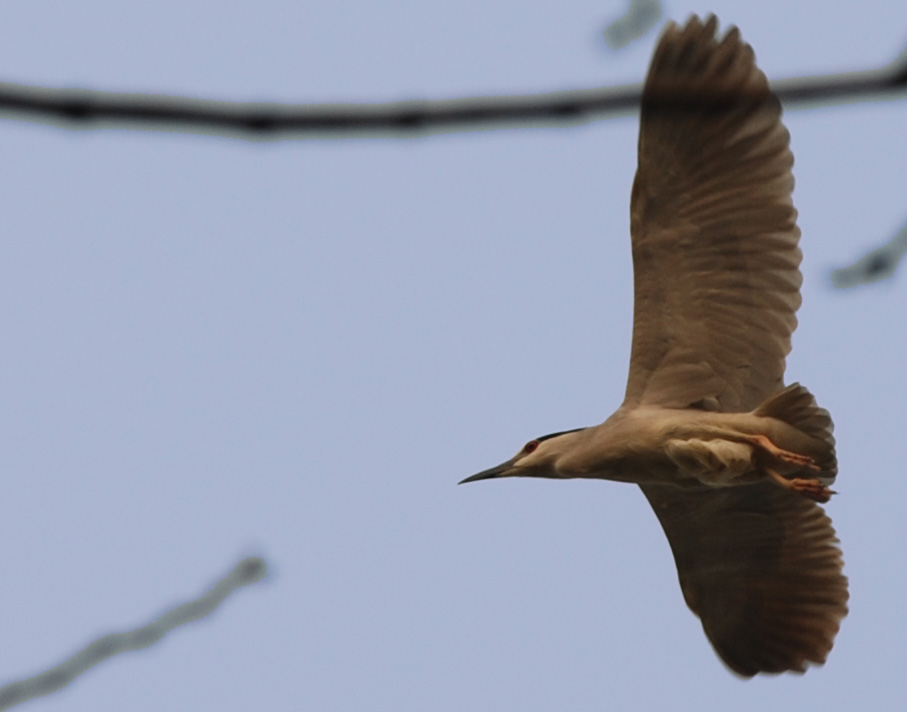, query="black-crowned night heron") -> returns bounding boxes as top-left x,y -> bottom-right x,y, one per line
461,15 -> 848,677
